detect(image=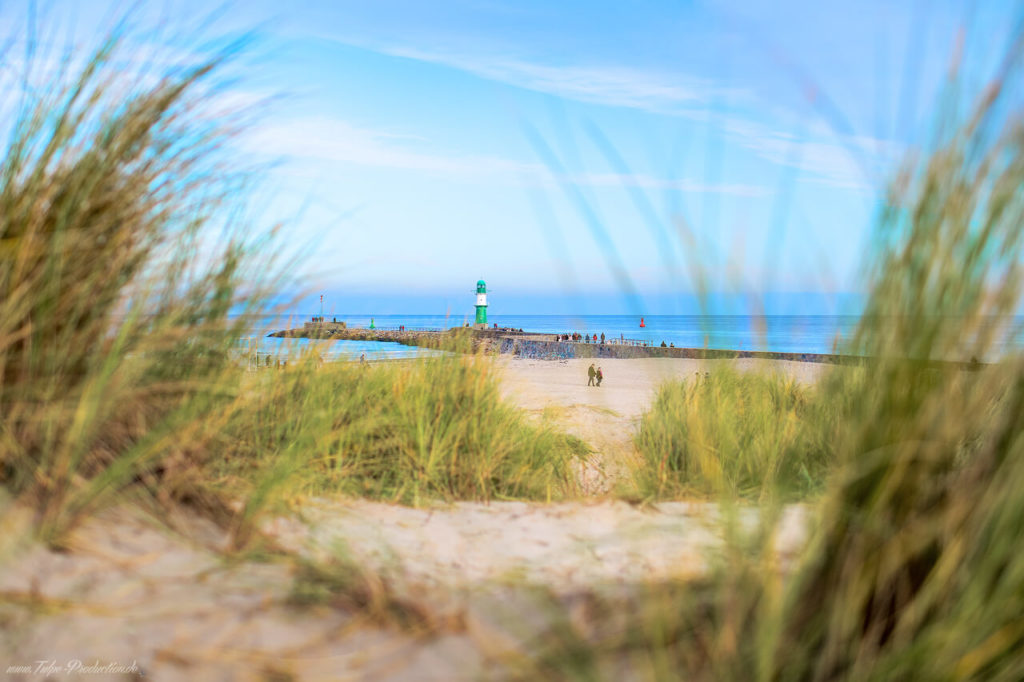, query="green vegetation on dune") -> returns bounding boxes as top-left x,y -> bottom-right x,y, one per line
634,368 -> 832,501
0,37 -> 584,549
531,39 -> 1024,682
218,353 -> 585,510
759,69 -> 1024,680
0,37 -> 276,543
